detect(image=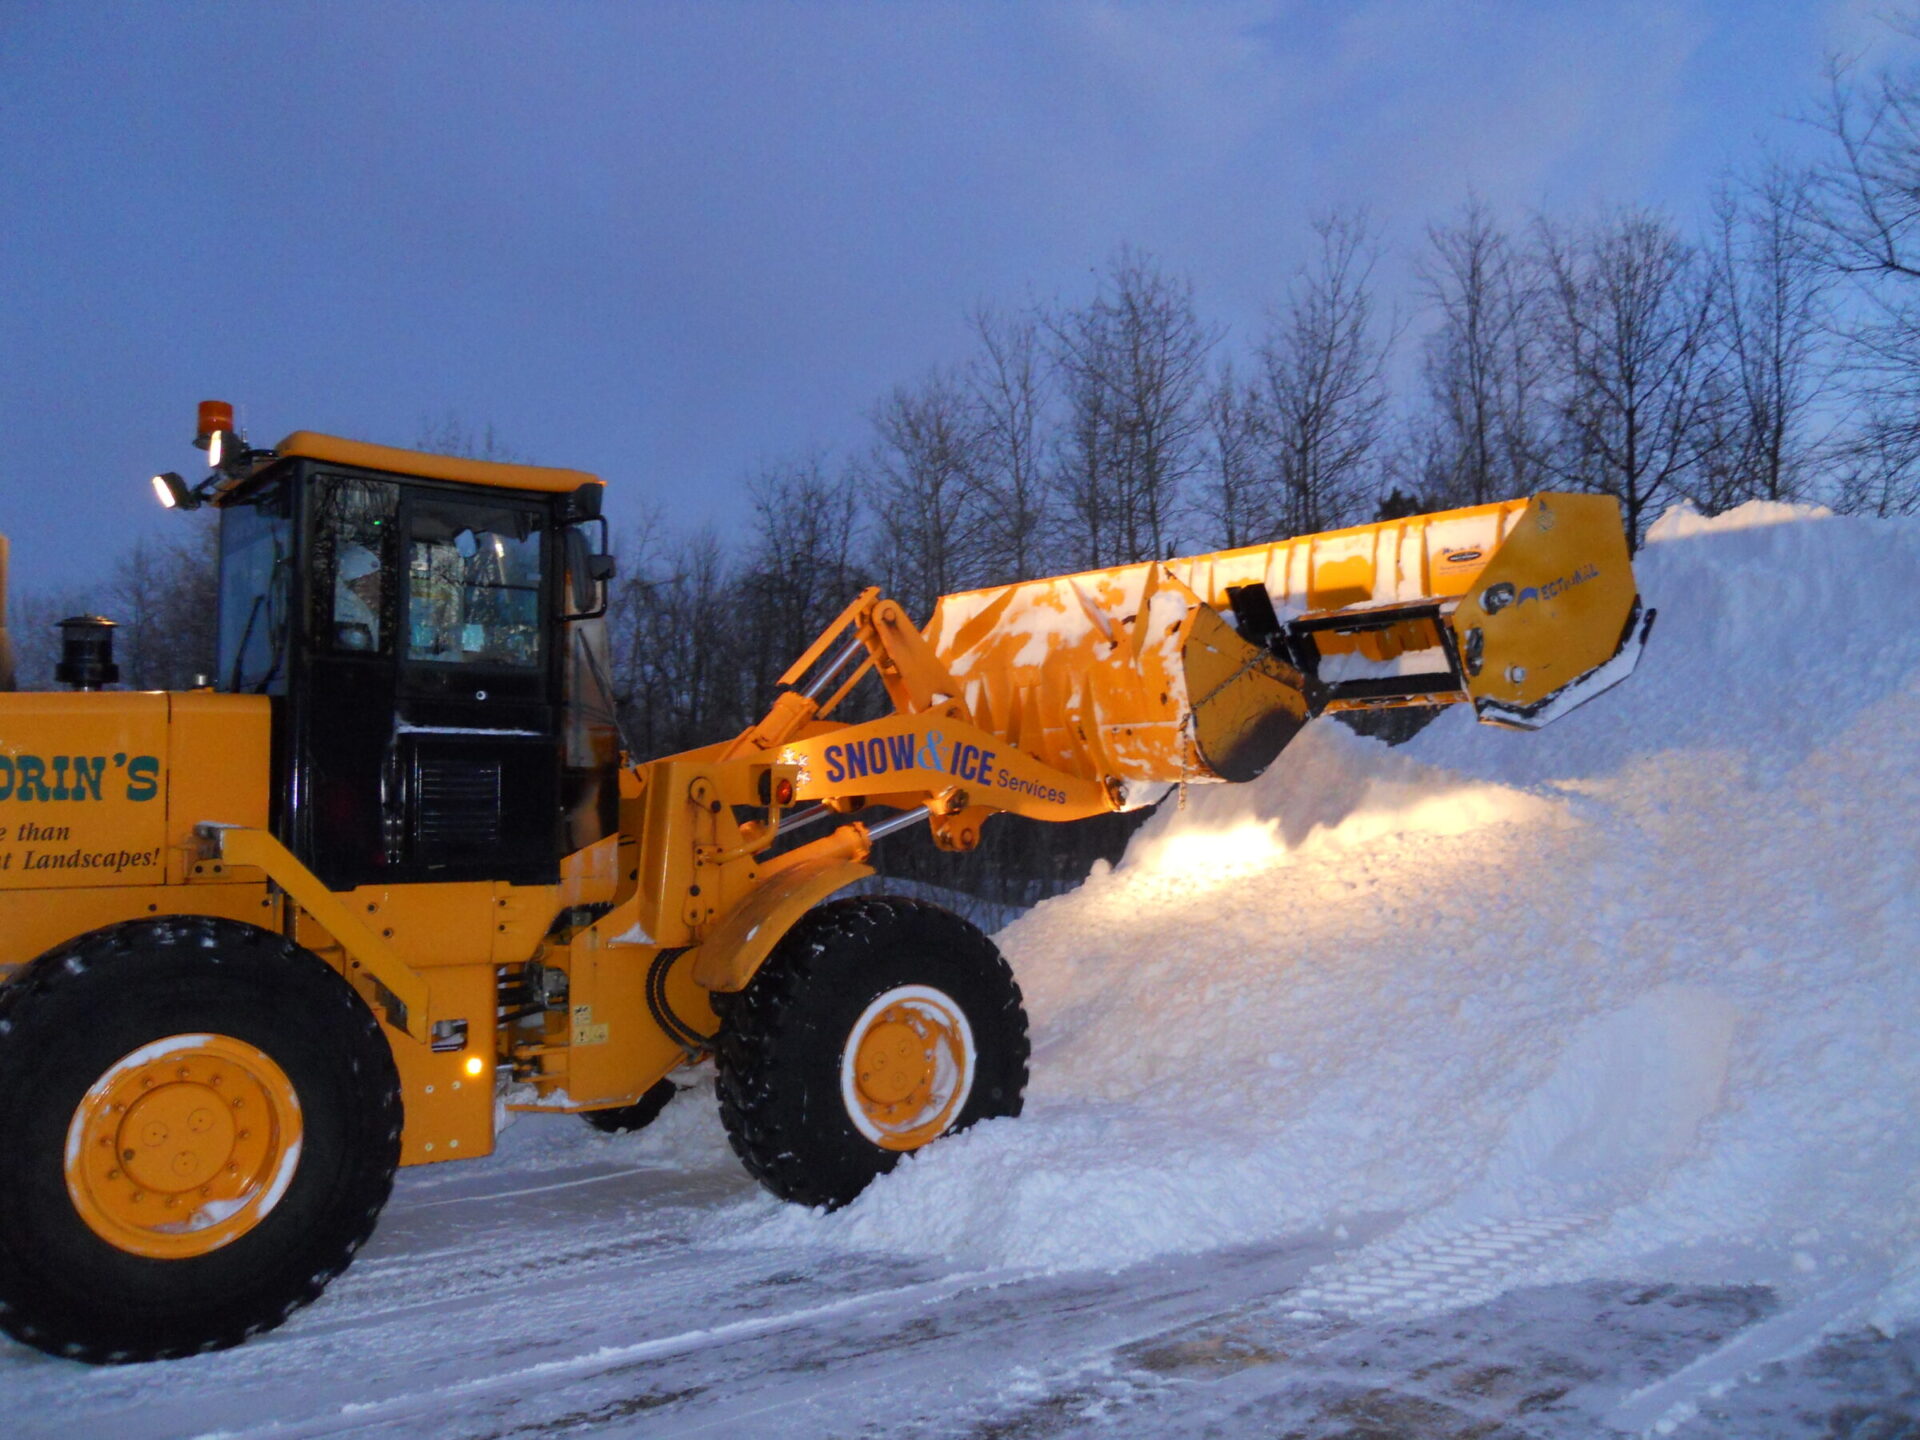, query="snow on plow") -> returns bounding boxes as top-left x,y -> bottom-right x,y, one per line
925,492 -> 1653,795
